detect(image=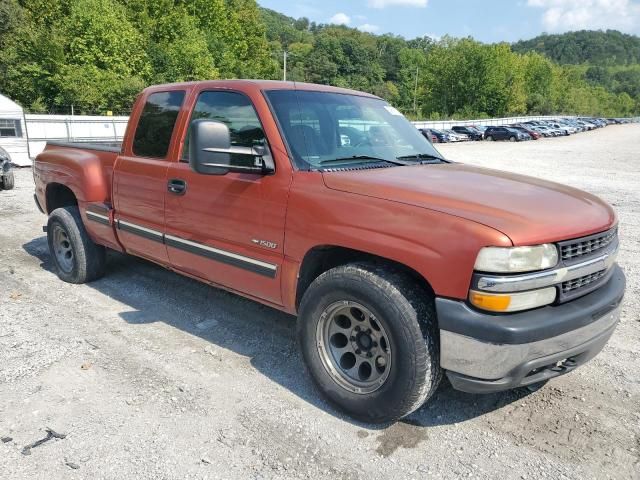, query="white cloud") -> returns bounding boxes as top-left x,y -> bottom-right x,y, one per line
527,0 -> 640,33
424,32 -> 441,41
358,23 -> 381,33
368,0 -> 428,8
329,12 -> 351,25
